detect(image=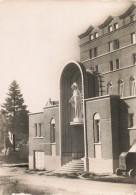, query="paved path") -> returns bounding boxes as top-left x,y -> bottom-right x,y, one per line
0,166 -> 136,195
